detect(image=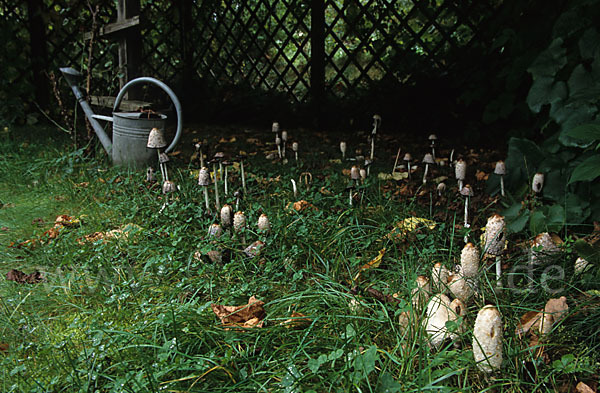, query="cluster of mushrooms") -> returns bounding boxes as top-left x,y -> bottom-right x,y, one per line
144,118 -> 582,375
